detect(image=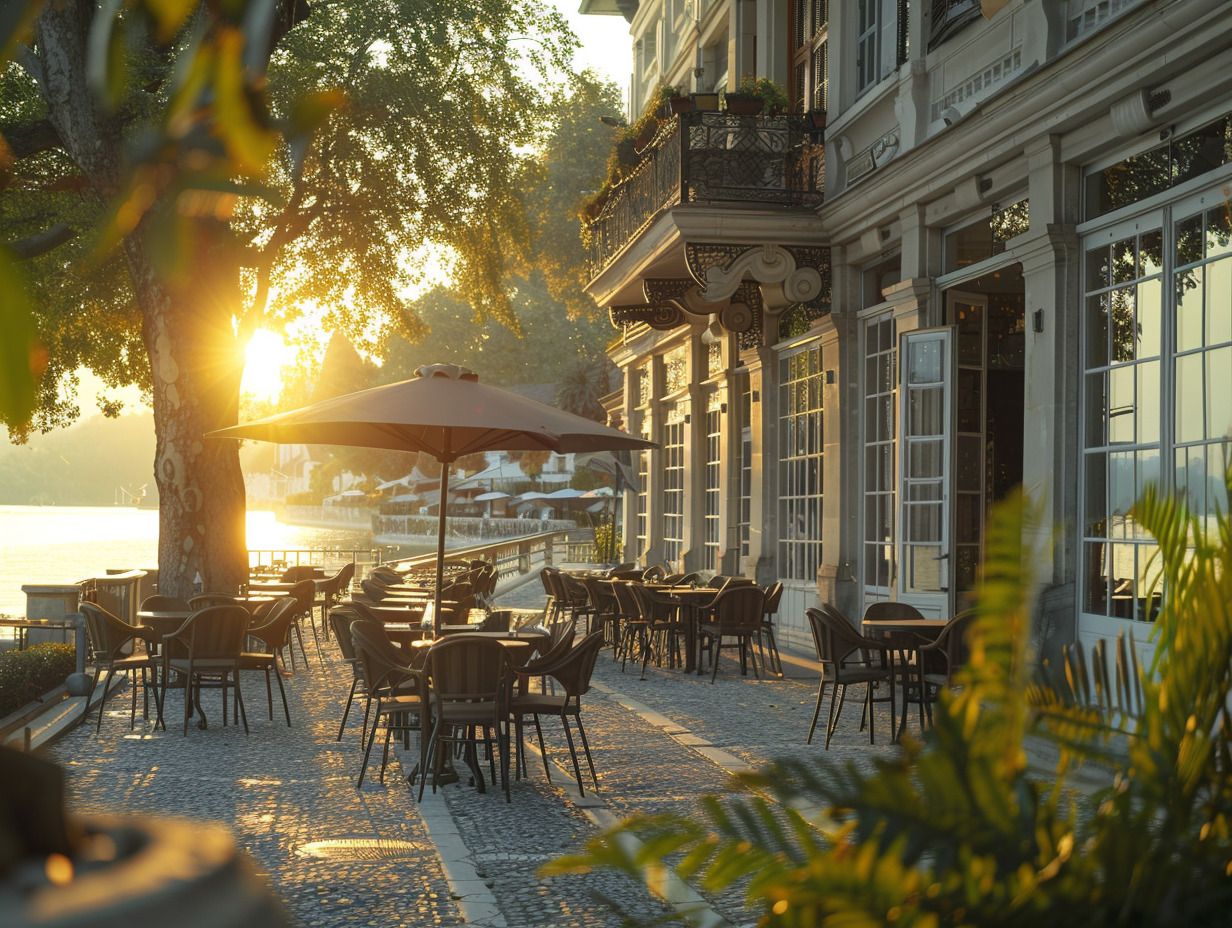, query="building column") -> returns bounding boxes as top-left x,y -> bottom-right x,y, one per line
719,334 -> 744,576
641,353 -> 666,568
742,343 -> 779,586
680,331 -> 709,573
617,360 -> 640,566
1009,134 -> 1082,657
